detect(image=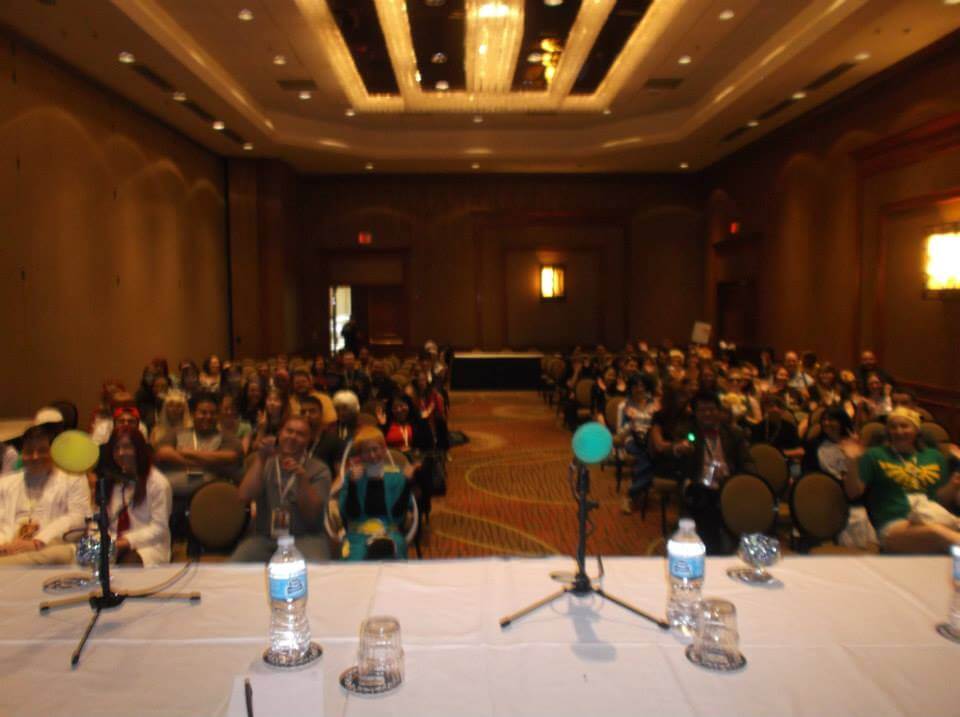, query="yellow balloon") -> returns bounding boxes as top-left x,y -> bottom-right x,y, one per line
50,430 -> 99,473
